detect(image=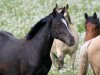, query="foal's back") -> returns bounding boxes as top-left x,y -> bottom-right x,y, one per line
0,31 -> 15,49
87,35 -> 100,60
87,35 -> 100,75
0,31 -> 23,74
0,31 -> 23,58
